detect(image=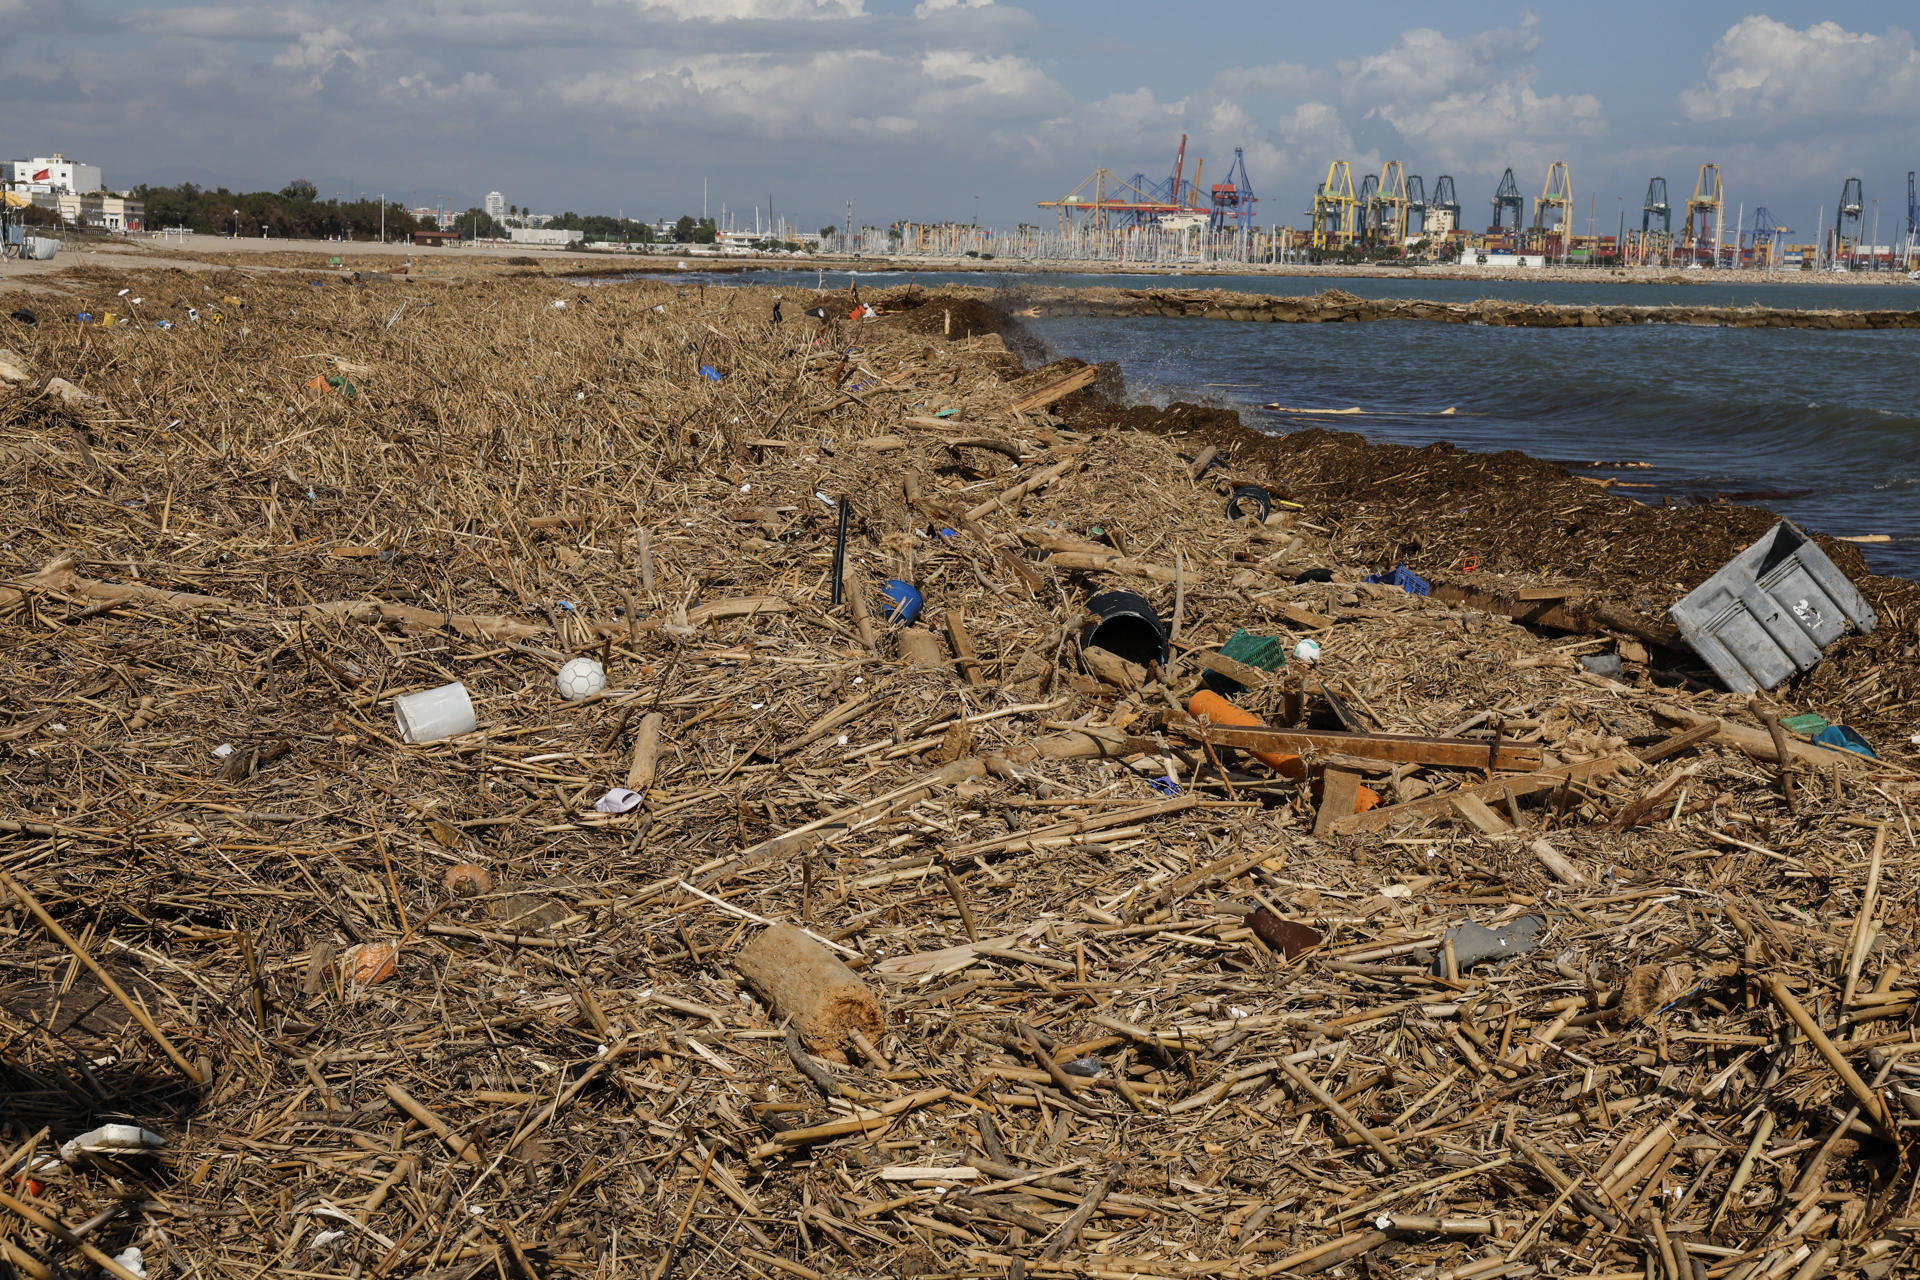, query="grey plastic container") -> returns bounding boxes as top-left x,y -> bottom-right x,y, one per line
1669,521 -> 1875,694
